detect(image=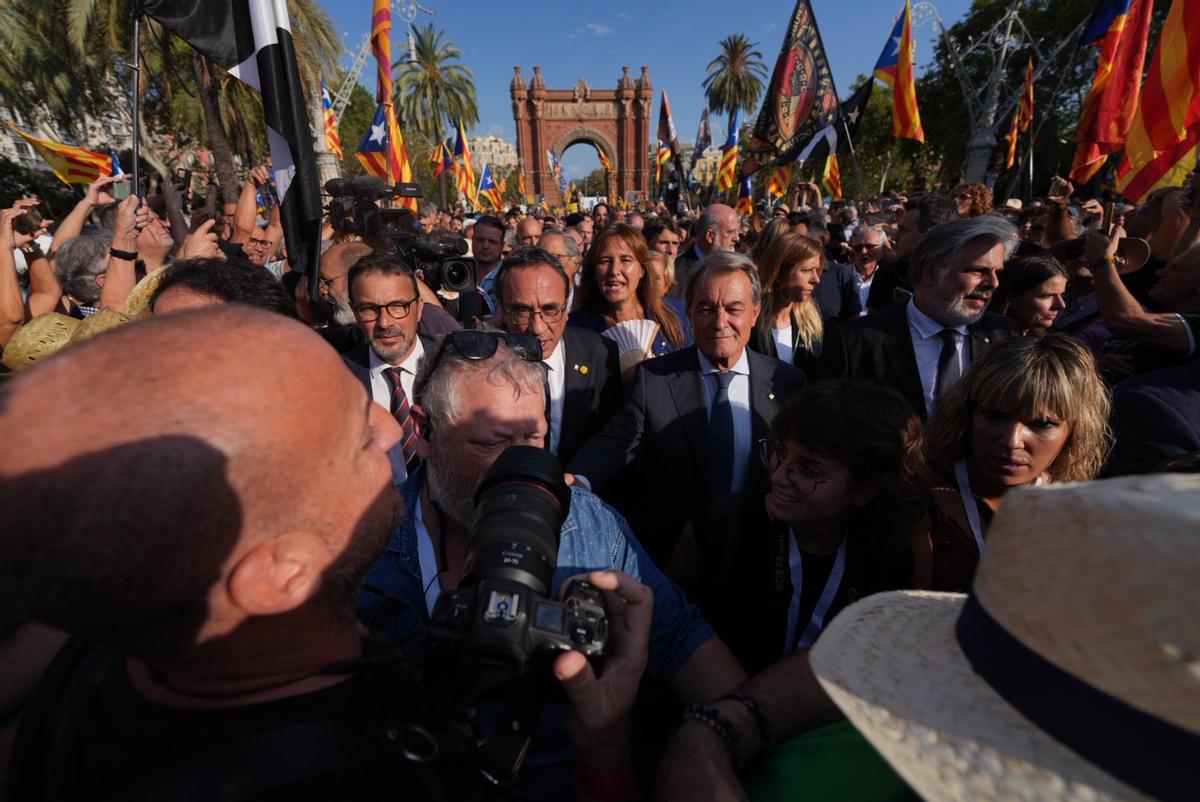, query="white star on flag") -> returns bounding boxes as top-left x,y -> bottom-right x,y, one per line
369,122 -> 386,144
